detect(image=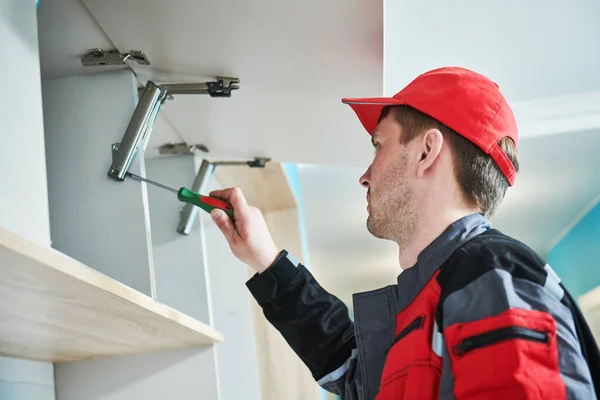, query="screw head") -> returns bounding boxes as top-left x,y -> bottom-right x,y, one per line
112,144 -> 120,152
110,168 -> 119,175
